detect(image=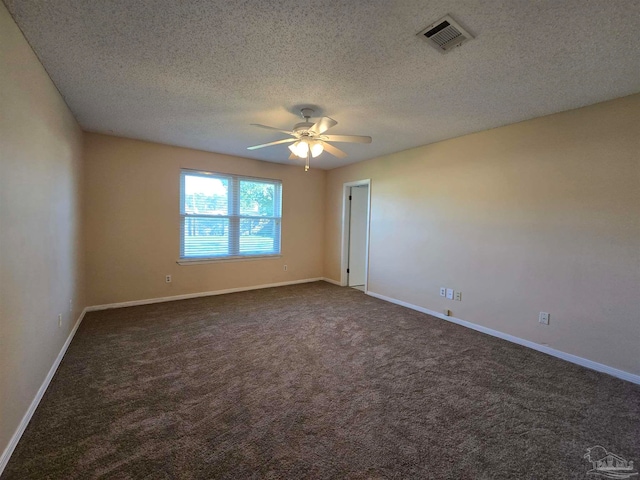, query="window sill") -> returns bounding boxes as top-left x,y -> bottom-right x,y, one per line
177,254 -> 282,266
